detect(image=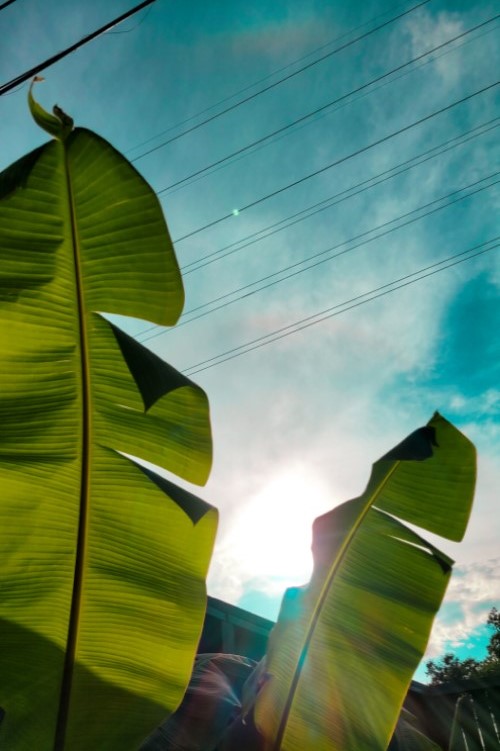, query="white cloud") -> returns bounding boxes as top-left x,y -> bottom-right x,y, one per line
425,557 -> 500,656
403,10 -> 465,87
